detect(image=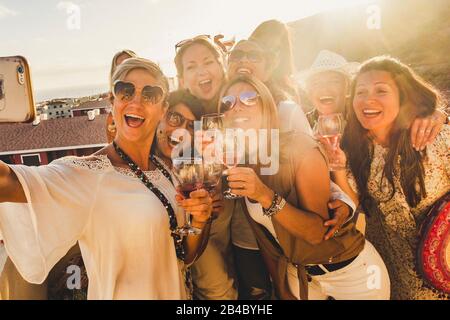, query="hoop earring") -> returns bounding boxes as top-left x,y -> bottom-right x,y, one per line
108,121 -> 116,133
